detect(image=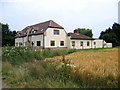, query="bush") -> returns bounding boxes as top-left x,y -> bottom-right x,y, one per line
68,49 -> 77,54
2,47 -> 77,65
